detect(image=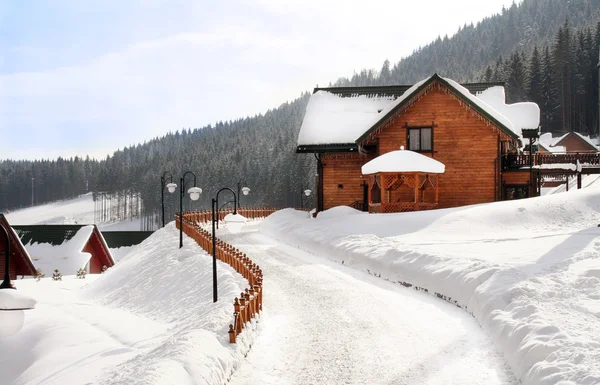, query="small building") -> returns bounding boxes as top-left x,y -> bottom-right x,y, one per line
101,231 -> 153,262
0,215 -> 36,280
297,73 -> 540,212
361,148 -> 445,213
12,224 -> 115,276
538,132 -> 598,153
